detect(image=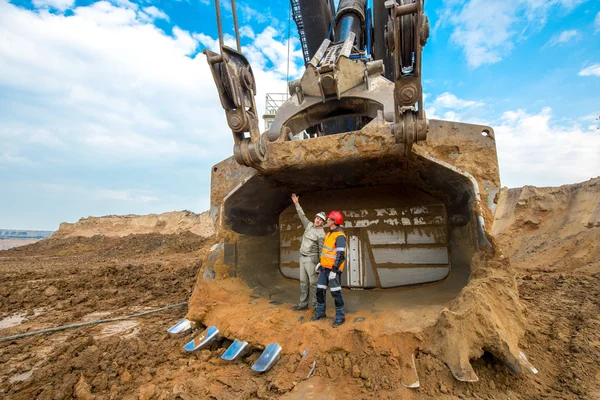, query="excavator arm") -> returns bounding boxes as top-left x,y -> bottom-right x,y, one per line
203,0 -> 265,168
384,0 -> 429,153
205,0 -> 430,167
